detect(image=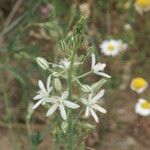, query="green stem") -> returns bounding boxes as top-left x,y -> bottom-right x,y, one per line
66,49 -> 77,150
76,71 -> 92,79
67,51 -> 76,100
72,76 -> 82,86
